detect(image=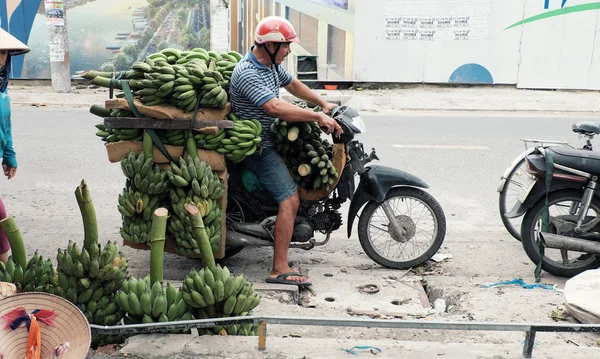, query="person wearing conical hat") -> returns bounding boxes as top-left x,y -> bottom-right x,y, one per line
0,27 -> 30,264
